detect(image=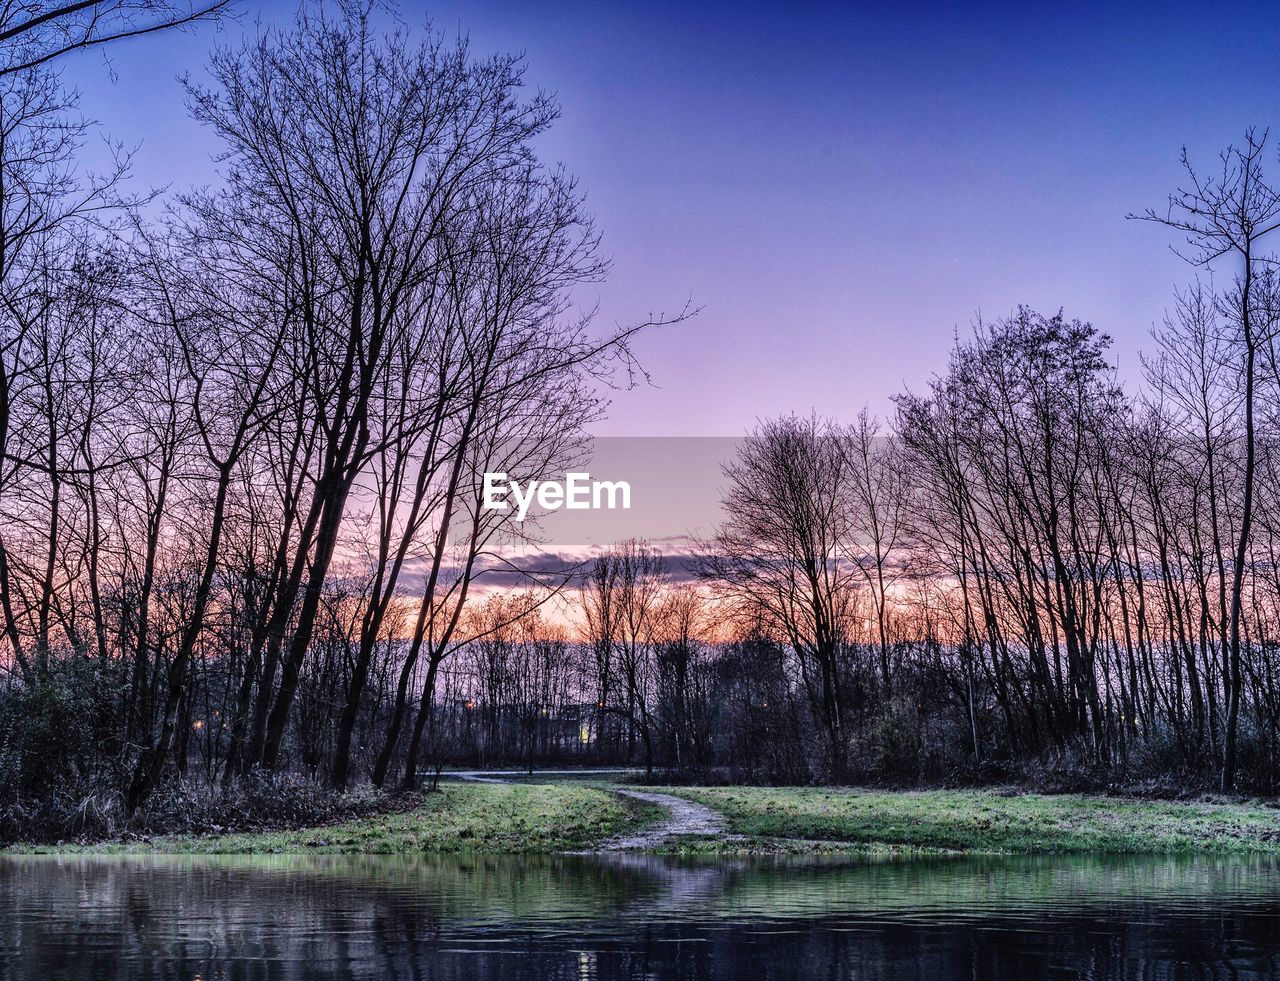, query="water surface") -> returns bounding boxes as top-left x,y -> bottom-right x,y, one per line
3,850 -> 1280,978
